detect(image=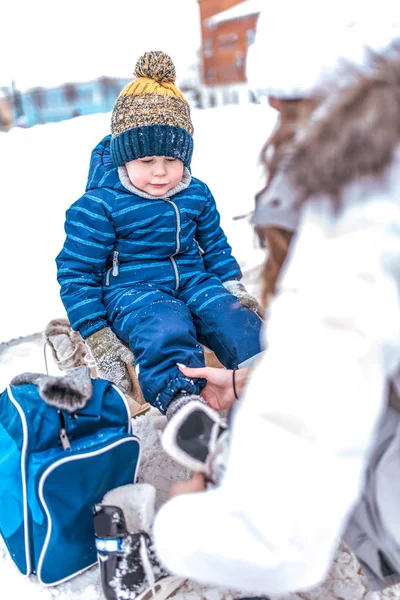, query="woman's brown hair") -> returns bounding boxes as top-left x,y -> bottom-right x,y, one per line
257,98 -> 316,309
